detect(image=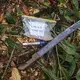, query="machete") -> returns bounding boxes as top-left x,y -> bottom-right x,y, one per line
18,20 -> 80,70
